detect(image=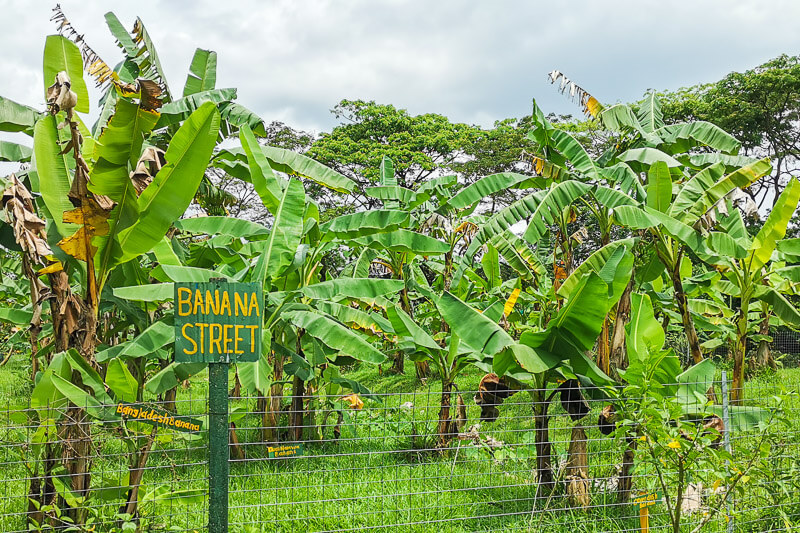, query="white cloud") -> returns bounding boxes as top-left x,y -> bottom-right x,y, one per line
1,0 -> 799,136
